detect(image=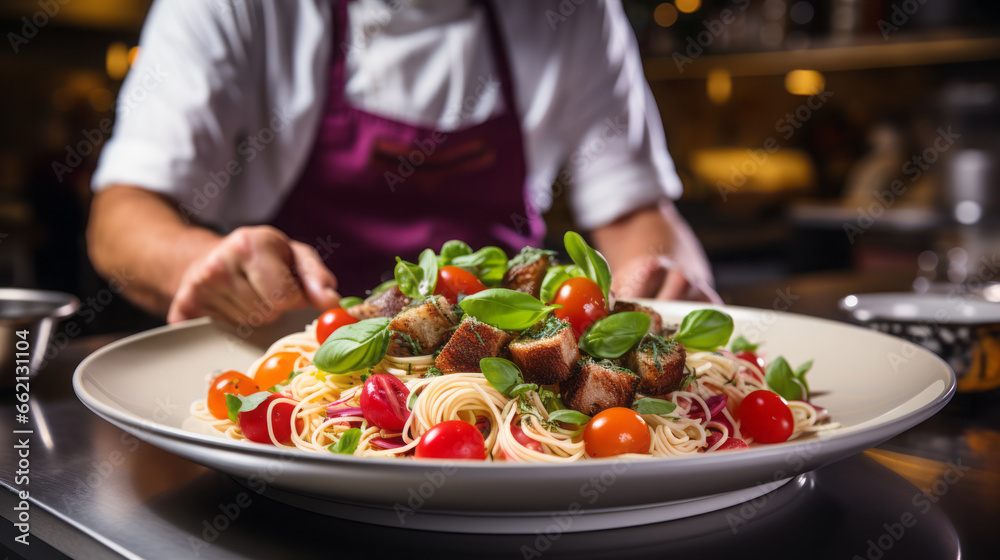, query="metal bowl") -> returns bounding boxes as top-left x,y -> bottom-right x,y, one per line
0,288 -> 80,388
839,292 -> 1000,392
